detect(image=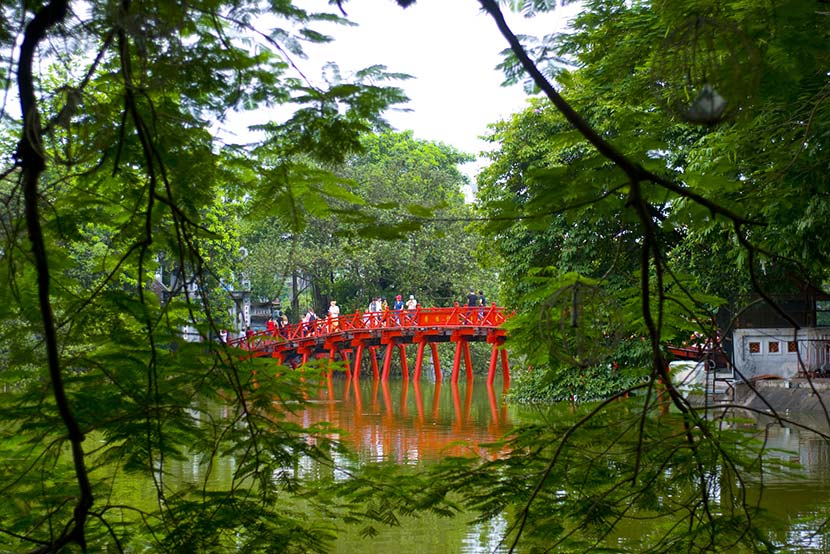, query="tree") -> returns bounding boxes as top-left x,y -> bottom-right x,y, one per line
242,130 -> 497,314
0,1 -> 409,551
336,131 -> 492,307
479,0 -> 830,396
476,100 -> 657,401
4,0 -> 829,551
416,0 -> 830,550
